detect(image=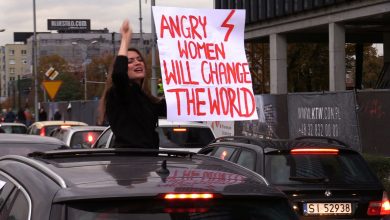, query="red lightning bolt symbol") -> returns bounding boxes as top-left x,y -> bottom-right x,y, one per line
221,10 -> 236,42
